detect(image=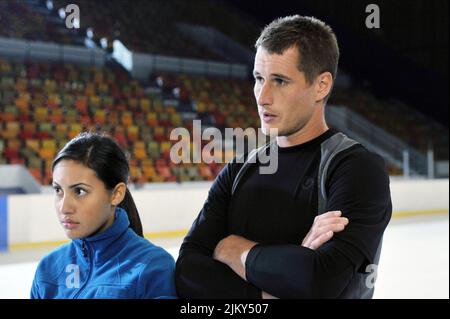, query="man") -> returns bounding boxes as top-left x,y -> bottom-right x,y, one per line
175,15 -> 392,298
